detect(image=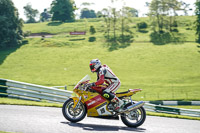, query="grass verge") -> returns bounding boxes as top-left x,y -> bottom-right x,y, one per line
0,98 -> 62,108
147,111 -> 200,121
168,106 -> 200,109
